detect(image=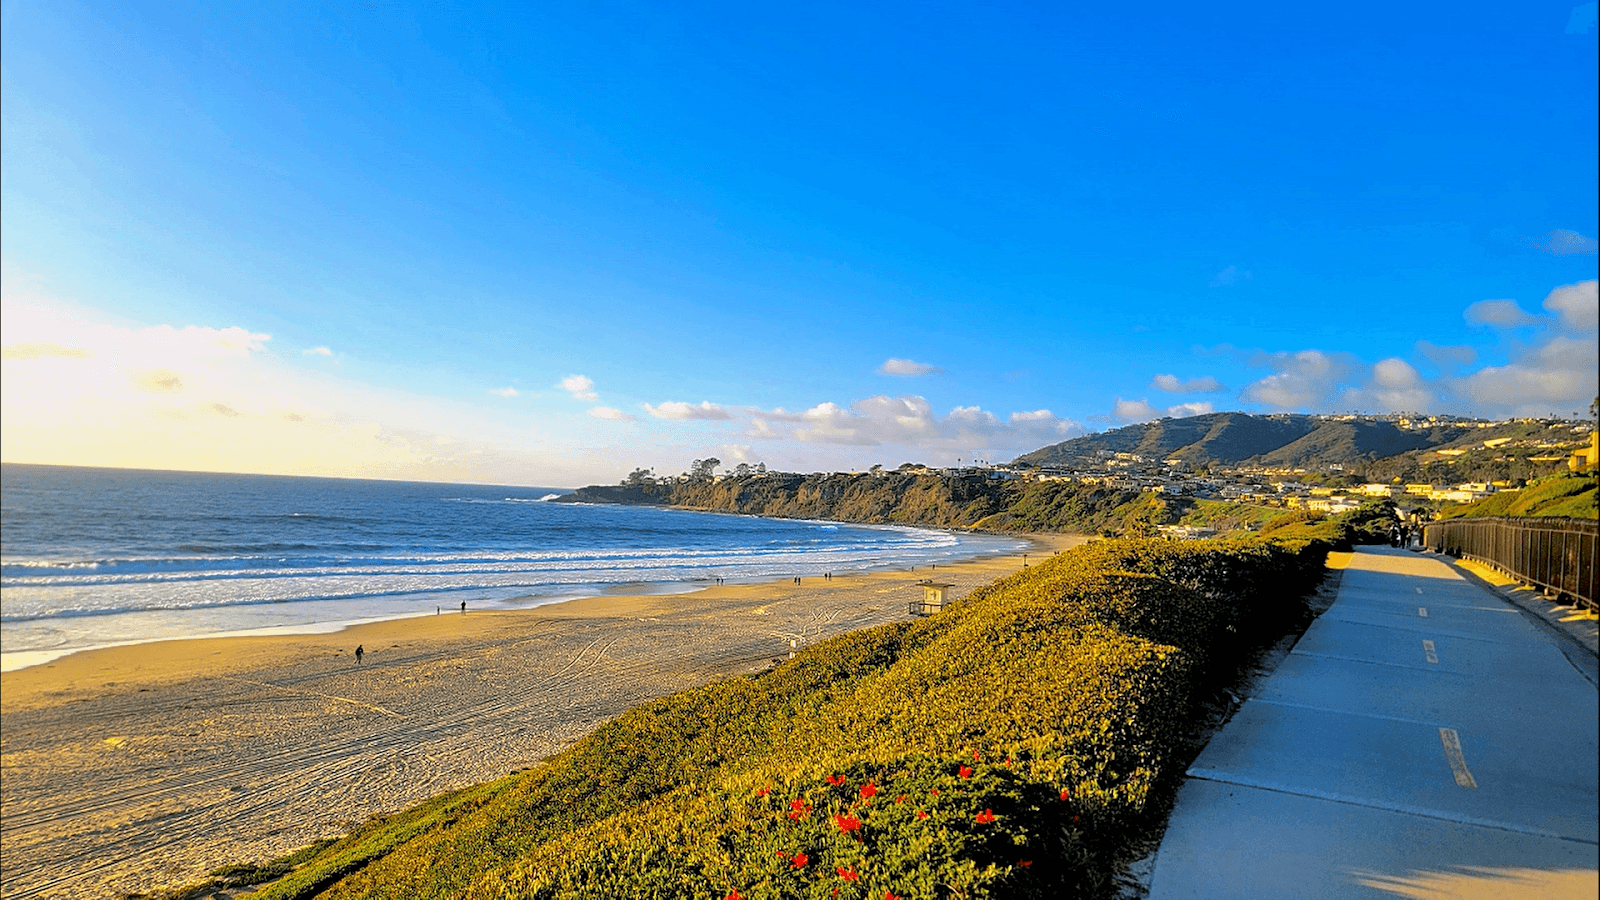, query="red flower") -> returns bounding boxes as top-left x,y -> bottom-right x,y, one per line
788,798 -> 813,820
1059,787 -> 1071,801
756,785 -> 770,797
958,765 -> 973,779
1005,756 -> 1014,768
915,810 -> 928,819
825,773 -> 847,786
975,808 -> 996,824
894,794 -> 907,803
929,789 -> 940,796
972,749 -> 982,761
725,892 -> 744,900
886,892 -> 902,900
837,866 -> 859,881
792,852 -> 809,868
859,781 -> 878,800
835,813 -> 862,834
1018,860 -> 1032,867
